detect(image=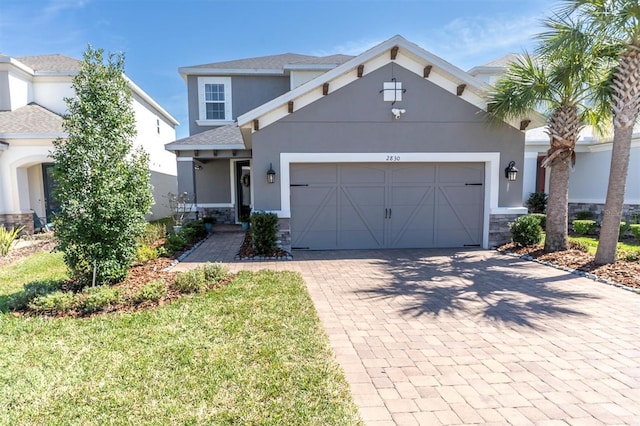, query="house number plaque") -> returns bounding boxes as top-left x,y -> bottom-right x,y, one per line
386,155 -> 401,162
